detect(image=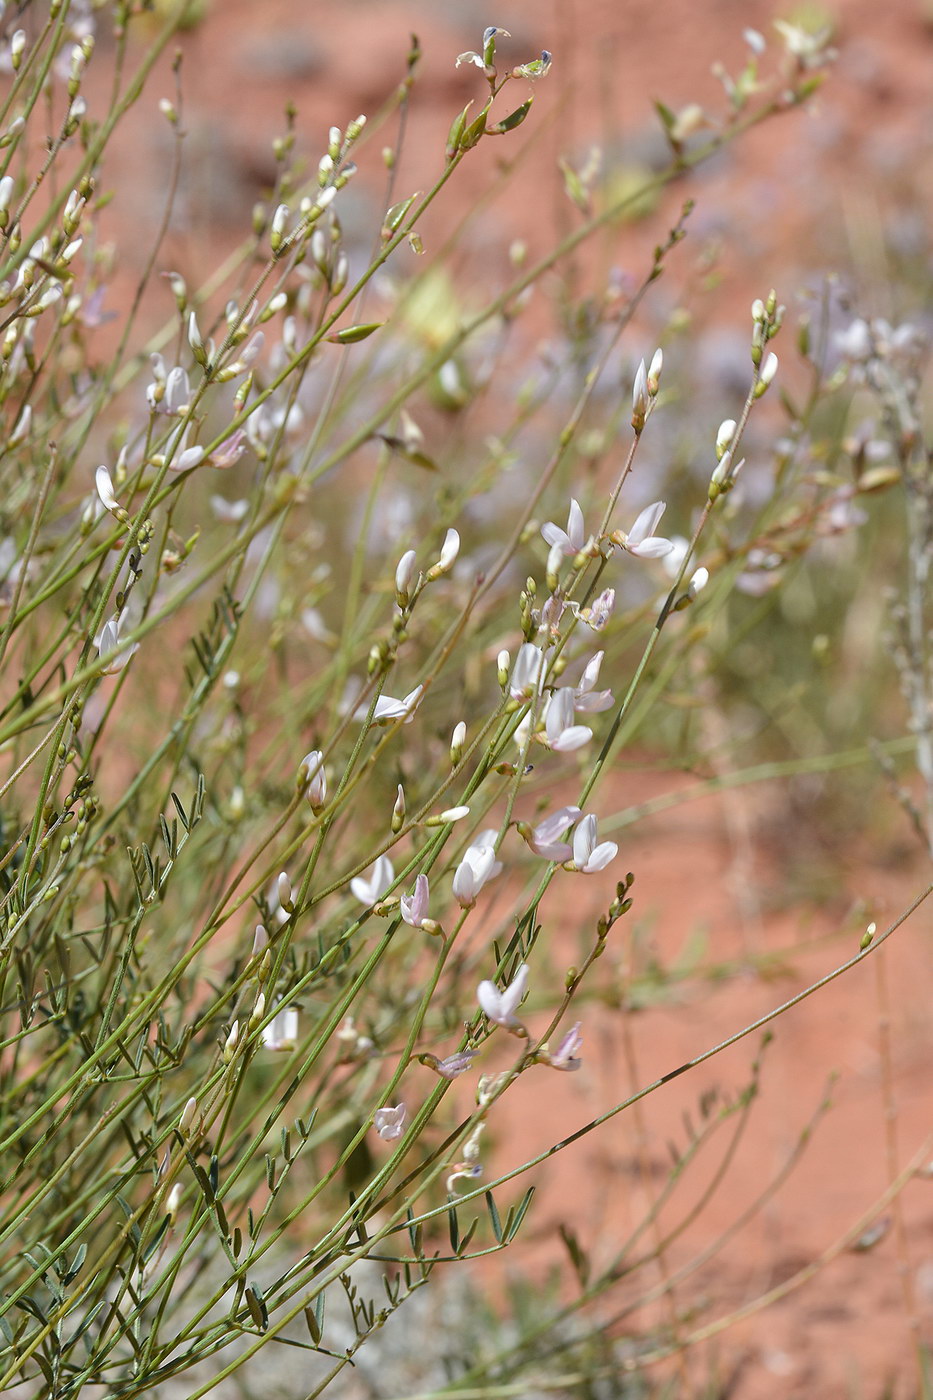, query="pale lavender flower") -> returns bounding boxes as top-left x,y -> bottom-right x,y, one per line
477,963 -> 529,1030
569,814 -> 618,873
584,587 -> 615,631
573,652 -> 613,712
617,501 -> 673,559
371,685 -> 423,724
544,687 -> 592,752
207,430 -> 247,469
400,873 -> 430,927
453,832 -> 502,907
509,643 -> 546,699
546,1021 -> 583,1071
374,1104 -> 406,1141
541,499 -> 587,557
525,804 -> 582,860
350,854 -> 394,905
423,1049 -> 479,1080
